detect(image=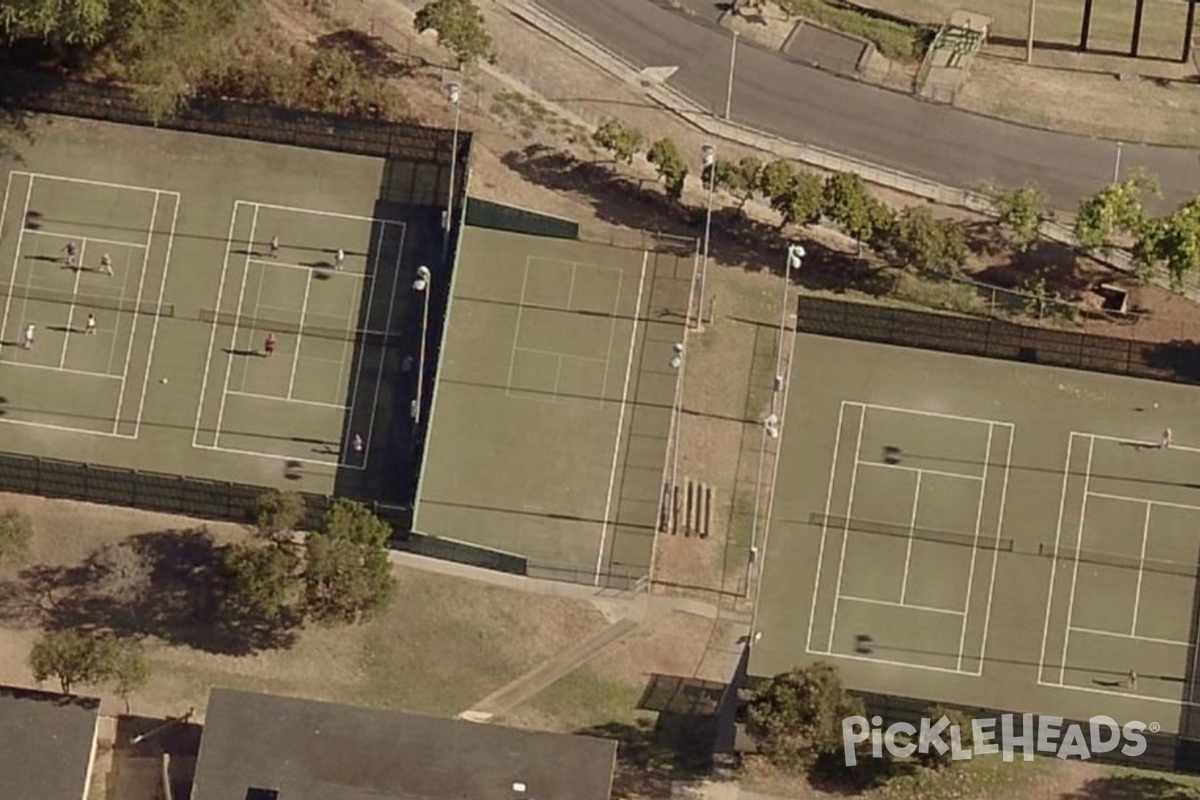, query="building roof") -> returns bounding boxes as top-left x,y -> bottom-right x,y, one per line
0,685 -> 101,800
191,688 -> 618,800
